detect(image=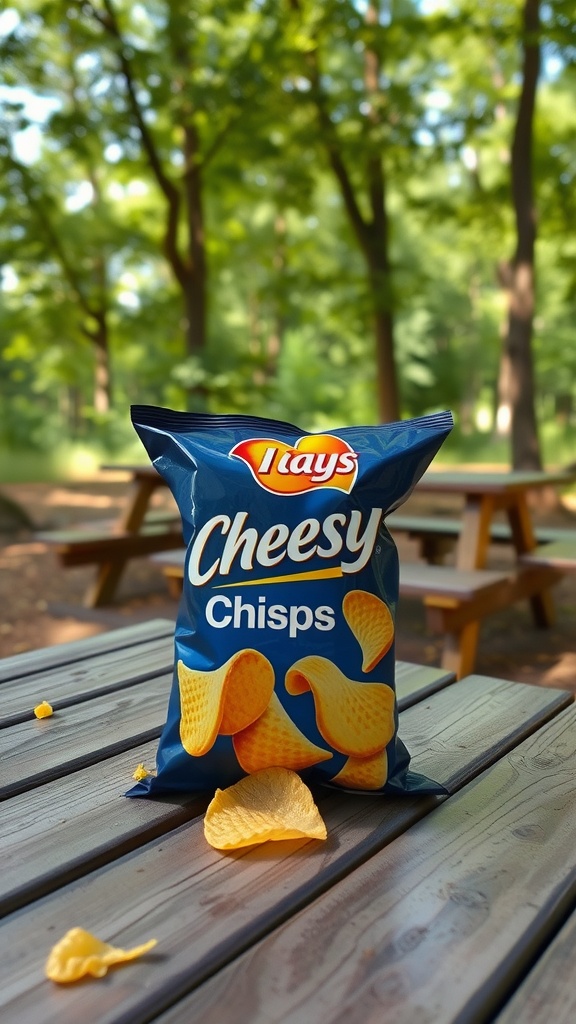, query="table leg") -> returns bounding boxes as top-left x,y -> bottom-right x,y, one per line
440,621 -> 480,680
506,496 -> 556,628
118,477 -> 160,532
454,495 -> 495,570
83,477 -> 160,608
